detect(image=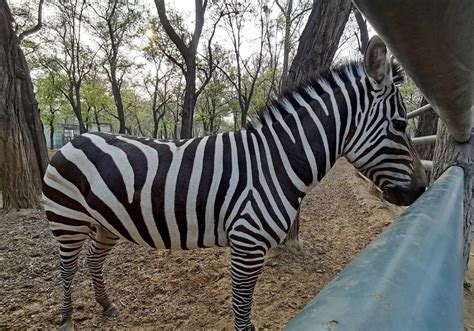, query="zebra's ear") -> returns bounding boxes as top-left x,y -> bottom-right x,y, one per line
364,36 -> 389,84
